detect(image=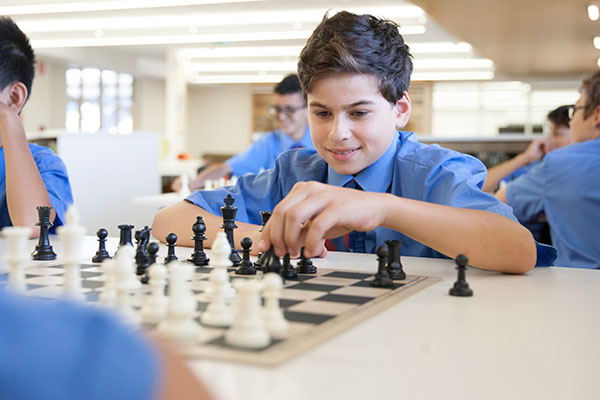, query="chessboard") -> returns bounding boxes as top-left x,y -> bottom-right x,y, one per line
0,260 -> 439,366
